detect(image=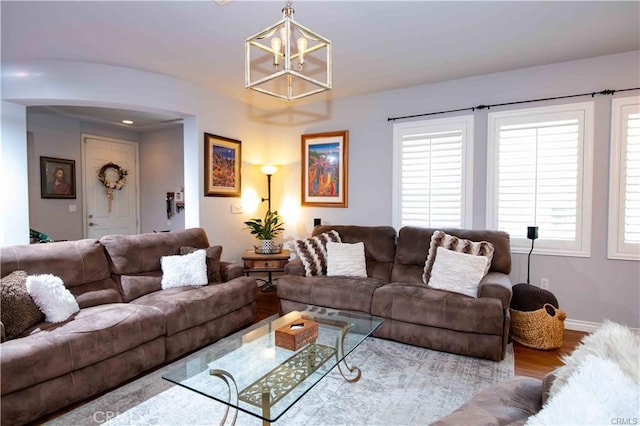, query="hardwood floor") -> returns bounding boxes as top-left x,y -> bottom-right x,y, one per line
257,289 -> 586,380
255,287 -> 282,321
513,328 -> 585,379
